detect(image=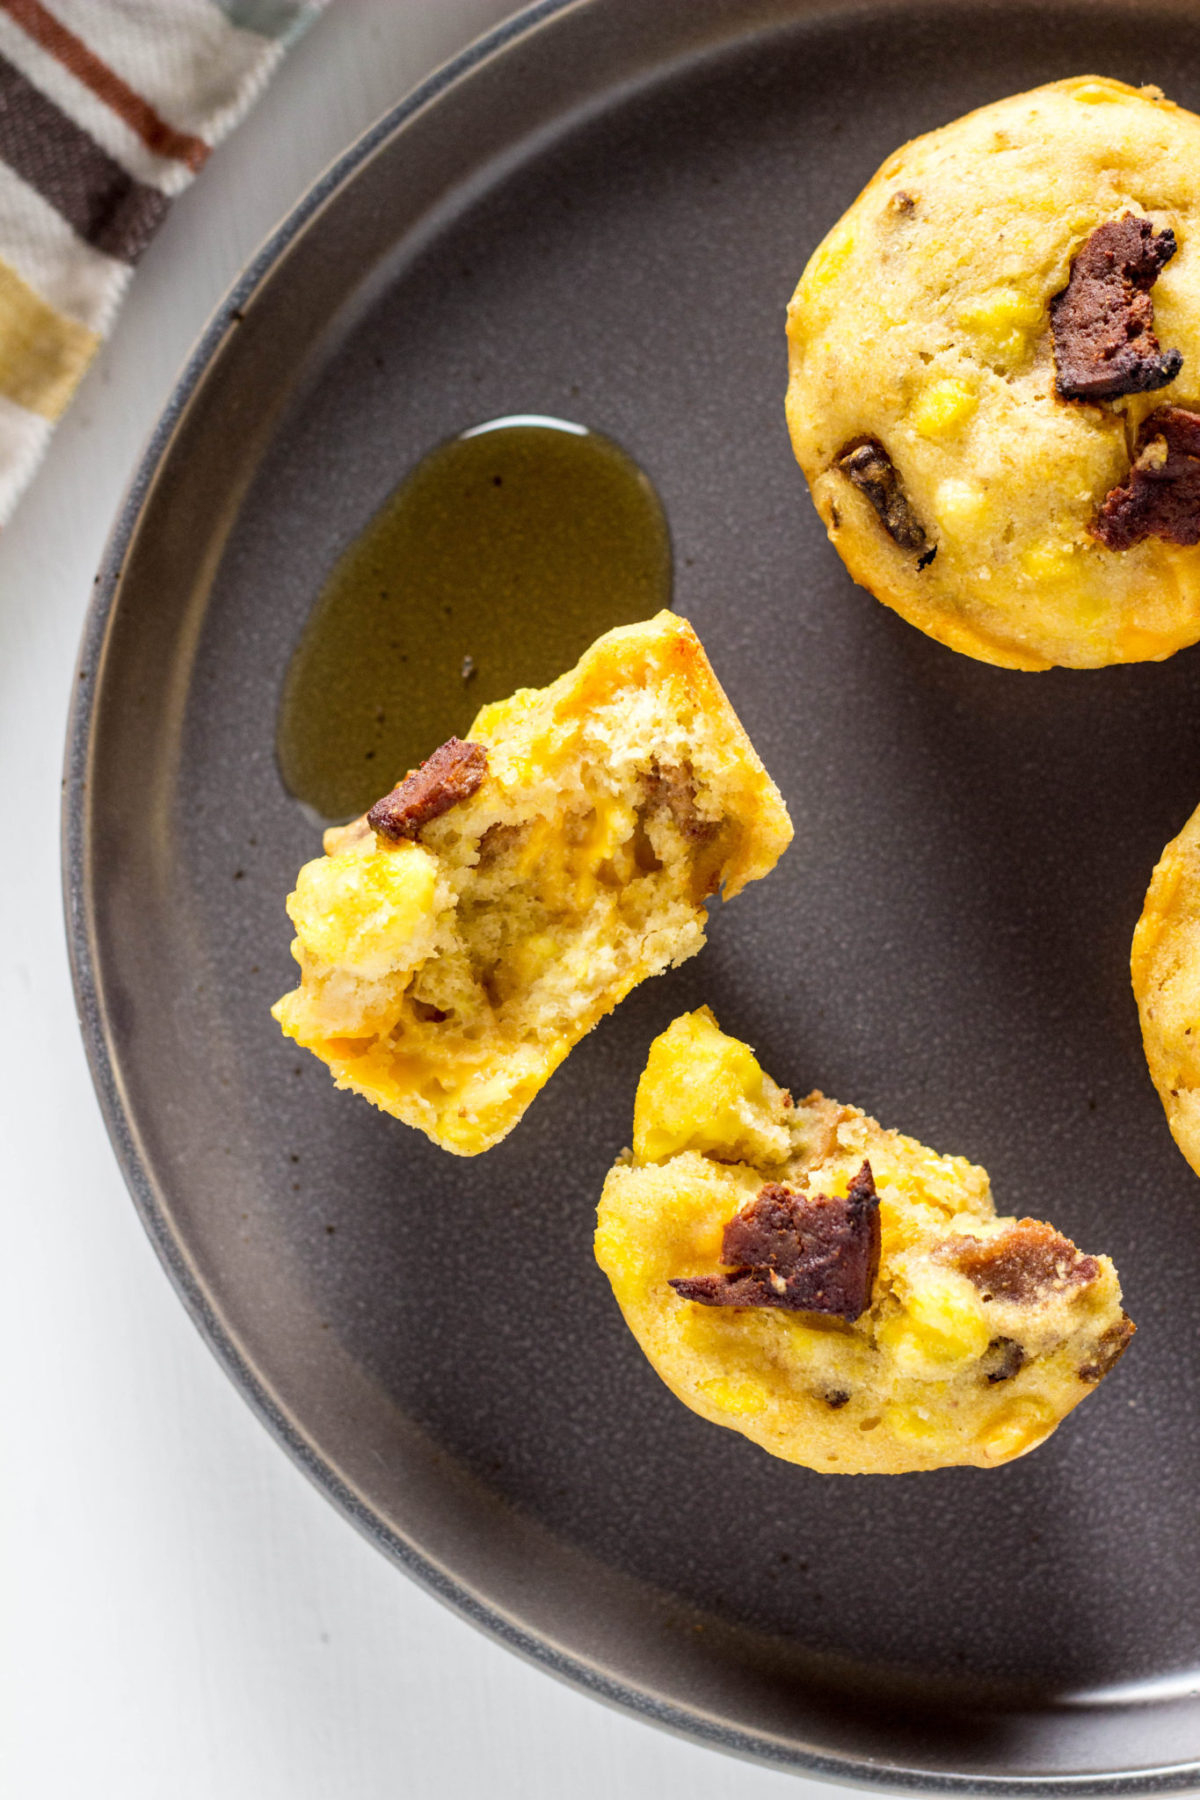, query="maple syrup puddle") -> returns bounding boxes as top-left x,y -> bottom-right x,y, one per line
276,415 -> 672,823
